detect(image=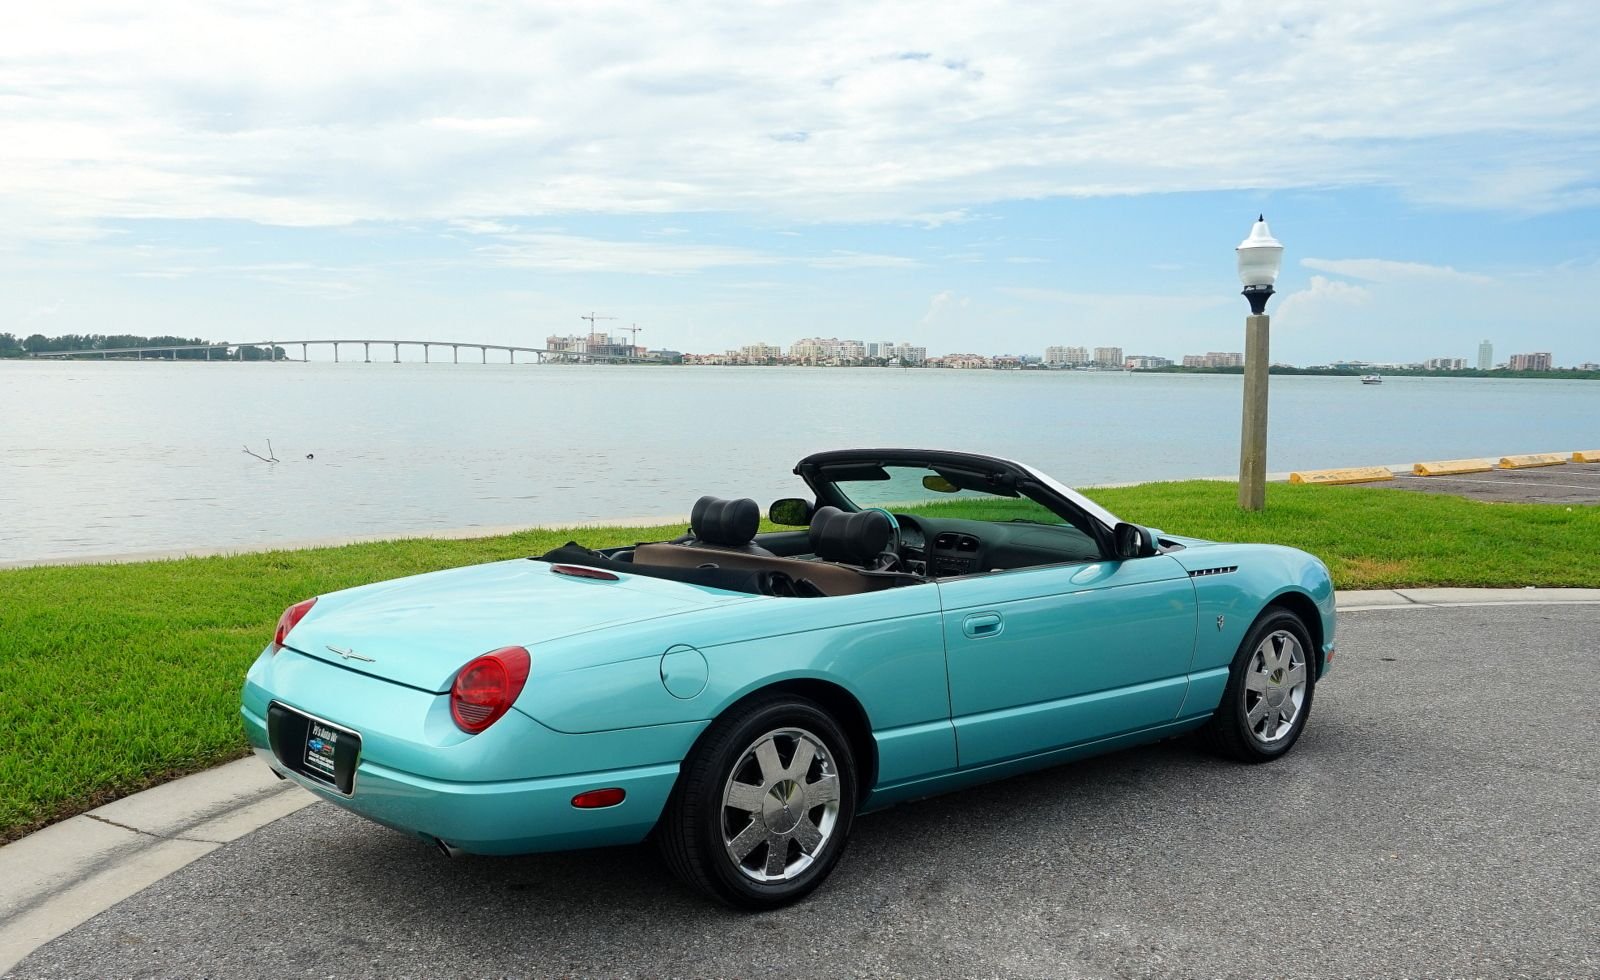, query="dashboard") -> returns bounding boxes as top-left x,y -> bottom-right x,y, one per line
892,513 -> 1103,577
